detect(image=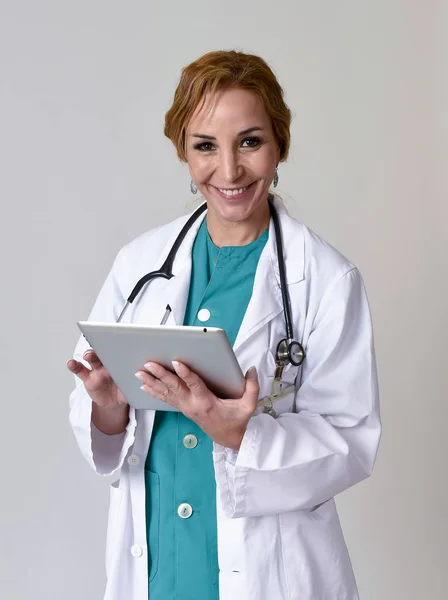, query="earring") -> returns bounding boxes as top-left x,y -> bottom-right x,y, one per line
190,180 -> 198,195
273,167 -> 279,188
